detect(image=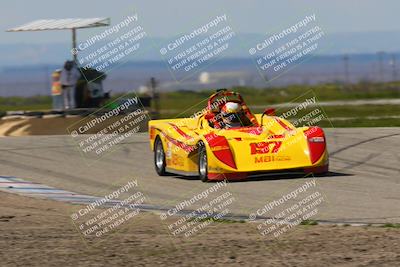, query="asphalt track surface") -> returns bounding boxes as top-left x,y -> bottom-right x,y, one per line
0,127 -> 399,224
